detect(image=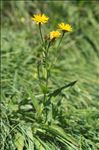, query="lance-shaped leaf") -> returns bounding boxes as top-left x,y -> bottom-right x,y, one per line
48,80 -> 77,98
27,89 -> 43,117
